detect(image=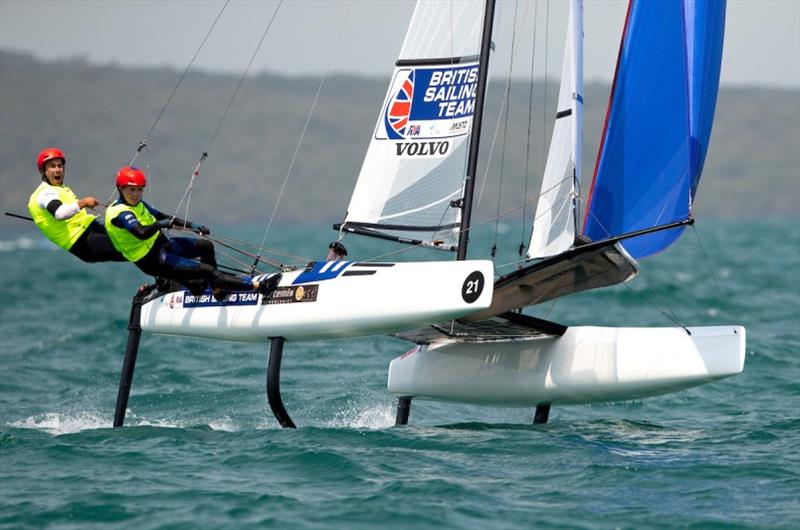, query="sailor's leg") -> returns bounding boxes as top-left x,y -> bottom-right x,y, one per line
199,264 -> 256,292
166,236 -> 217,268
70,222 -> 127,262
